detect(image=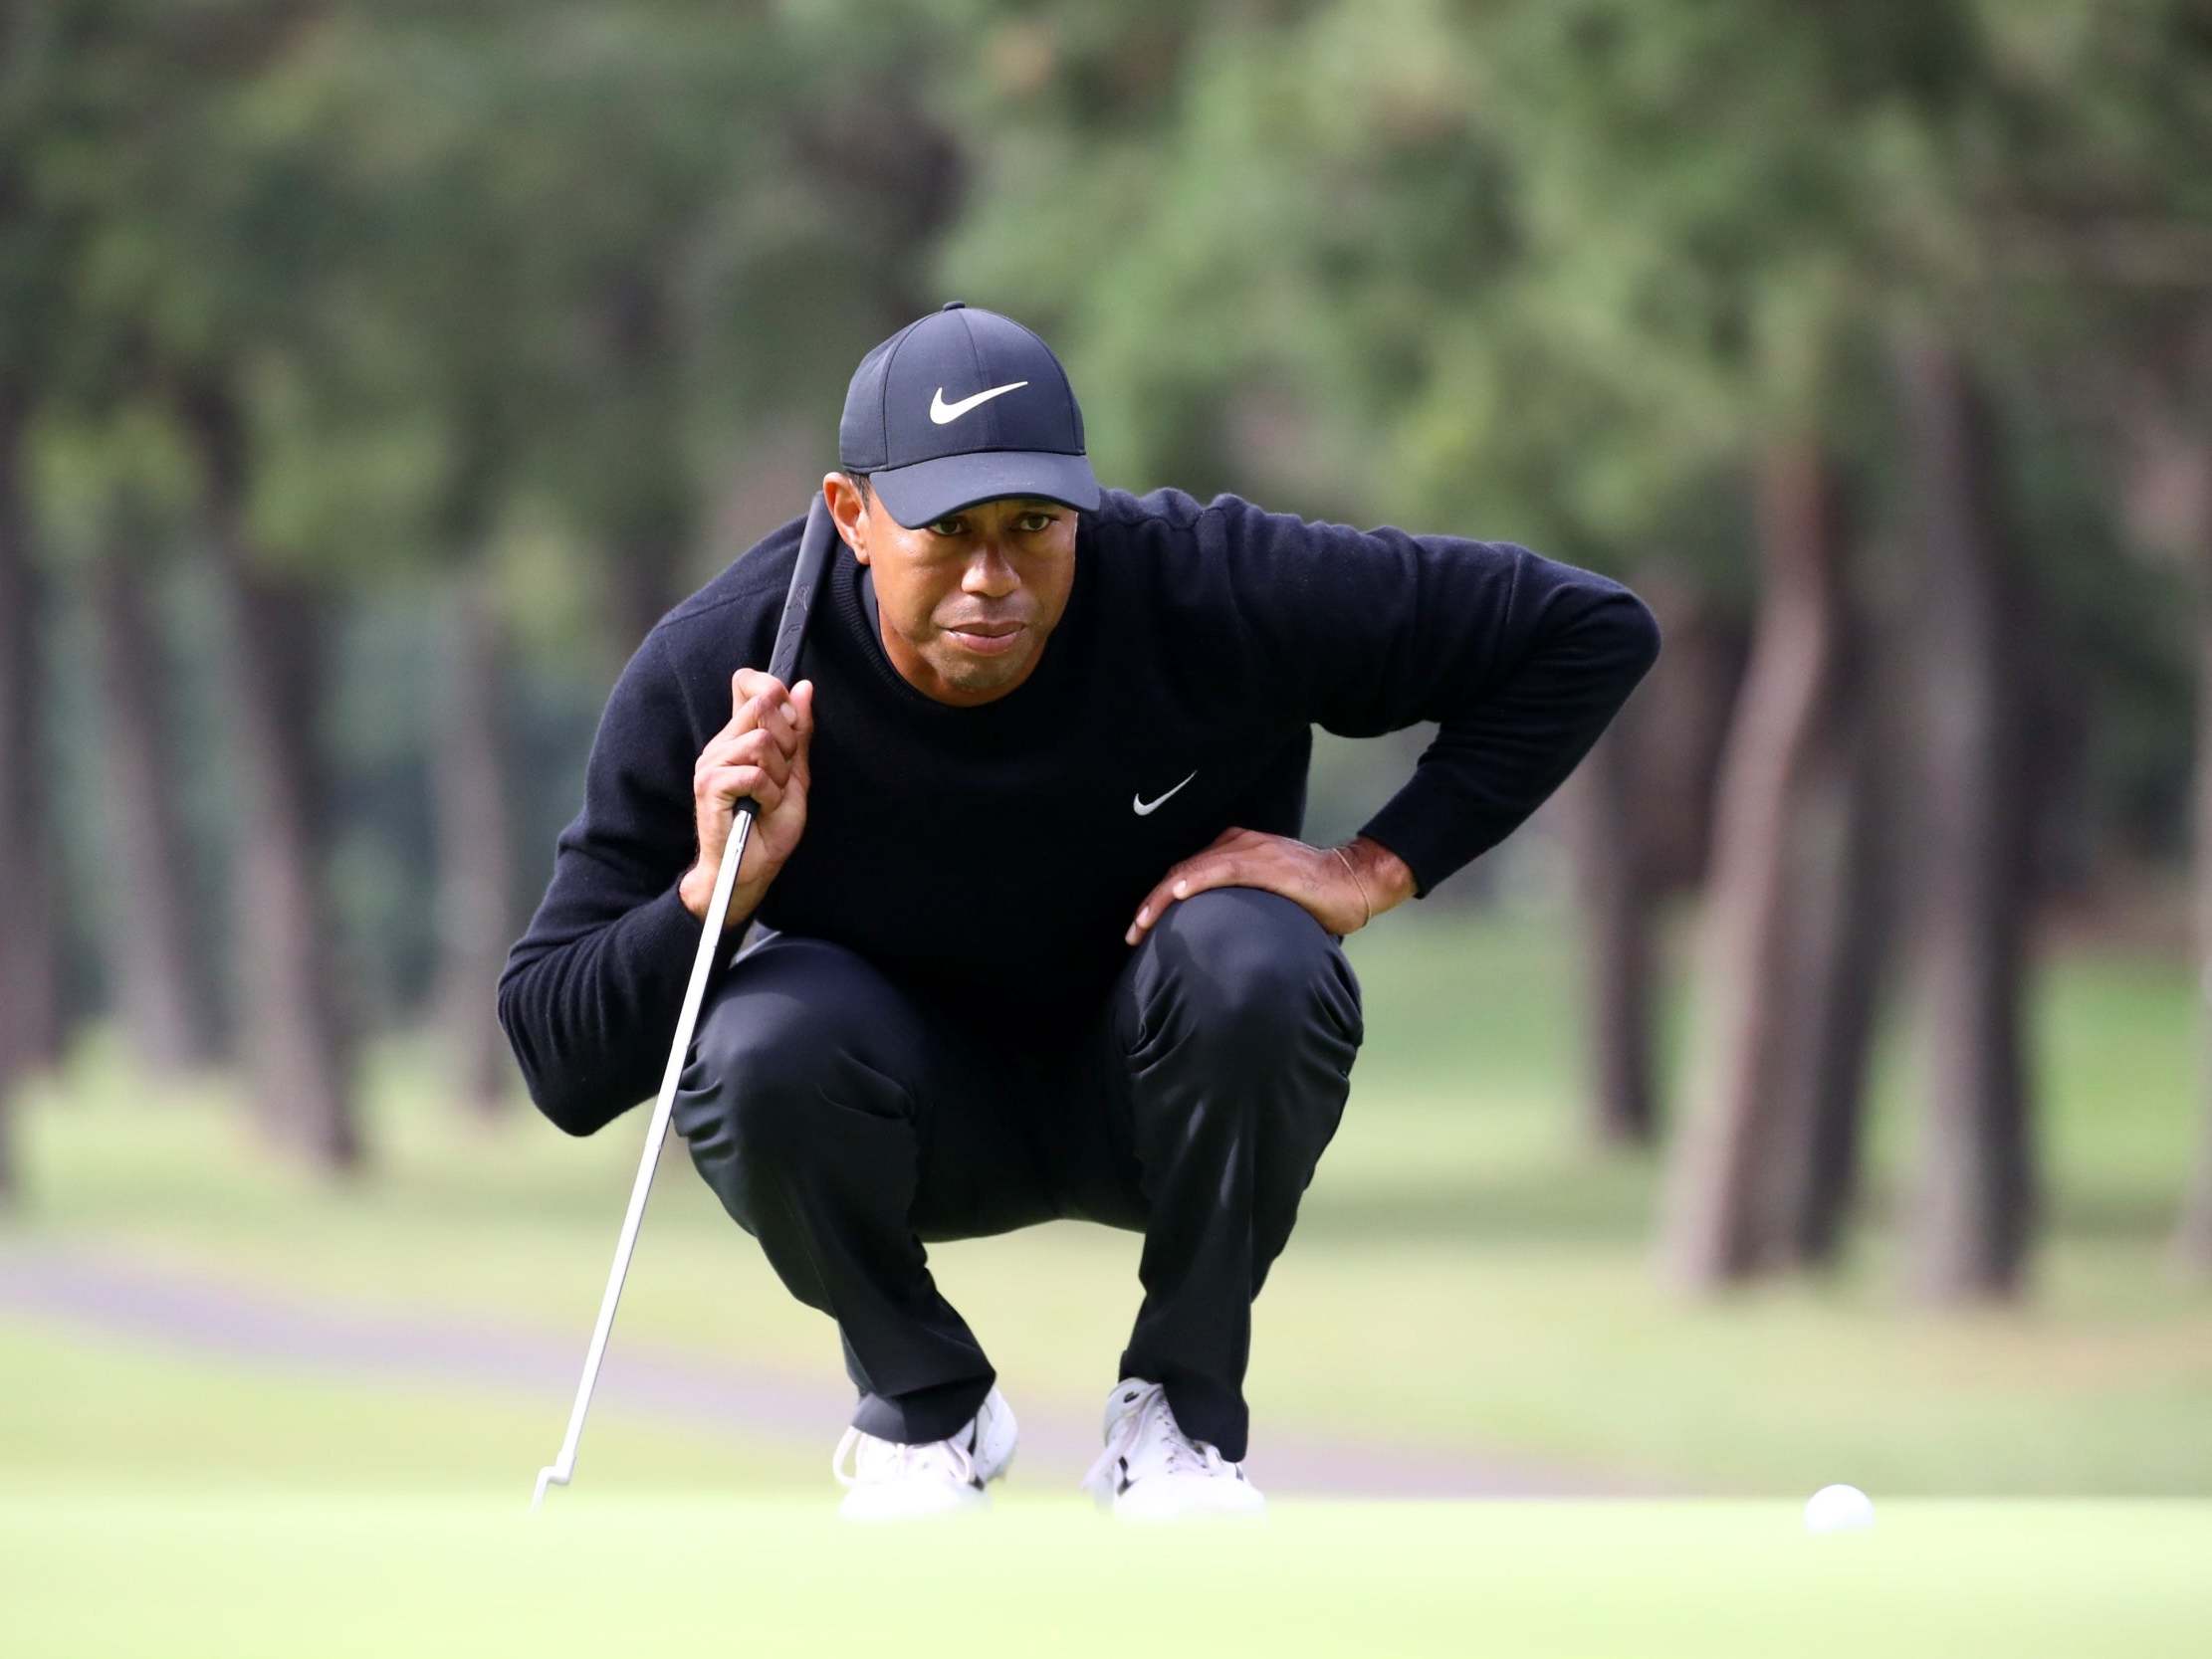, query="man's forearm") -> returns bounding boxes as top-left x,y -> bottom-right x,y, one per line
1357,583 -> 1661,897
498,885 -> 705,1136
